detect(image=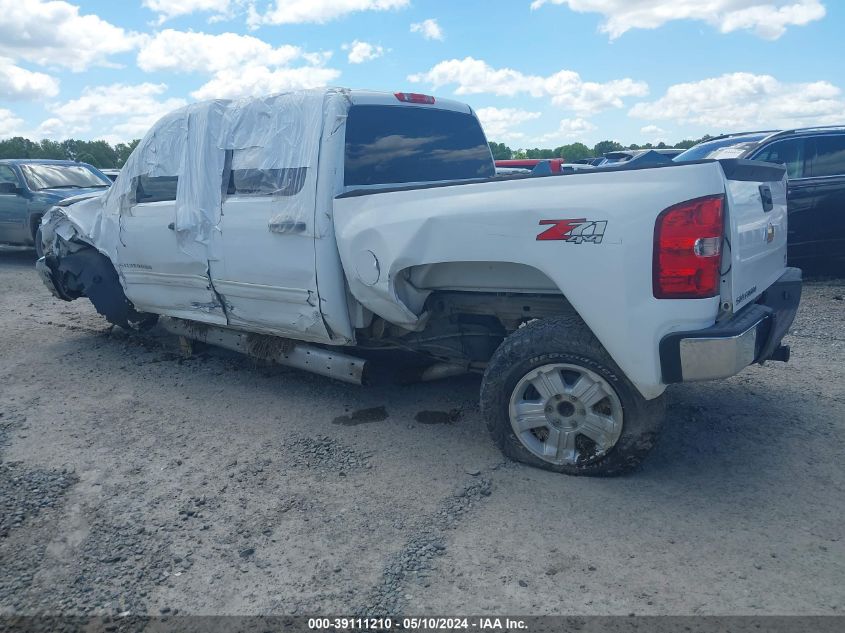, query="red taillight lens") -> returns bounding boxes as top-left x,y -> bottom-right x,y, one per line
653,195 -> 724,299
394,92 -> 436,104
